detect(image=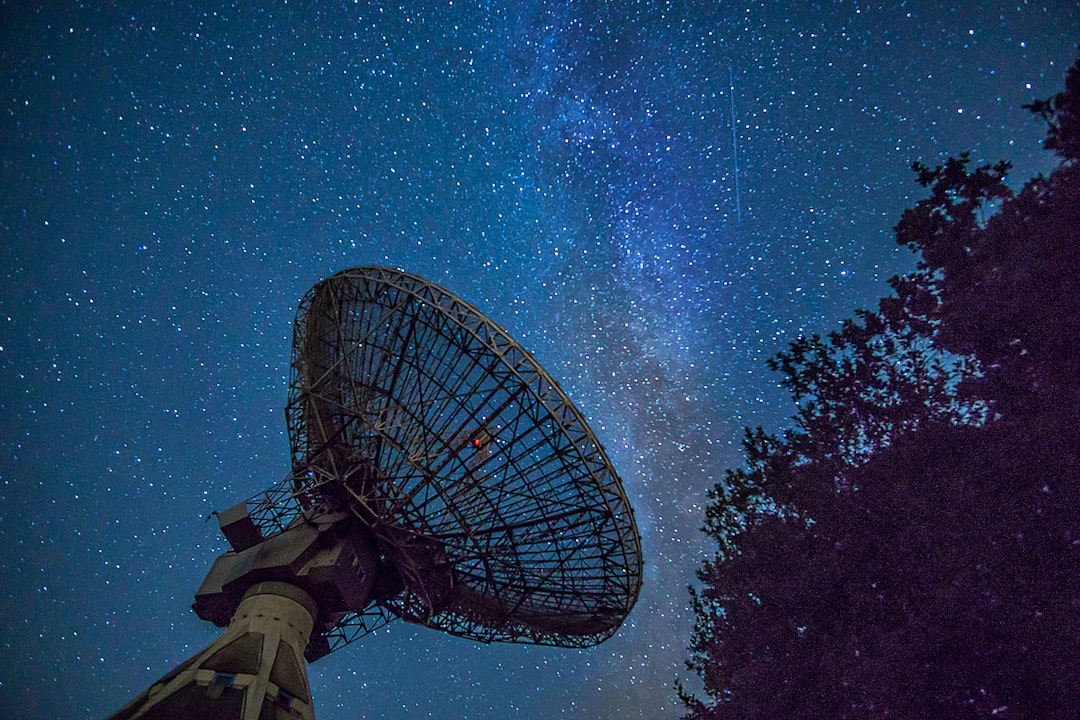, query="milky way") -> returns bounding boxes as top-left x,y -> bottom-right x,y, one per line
1,3 -> 1076,718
